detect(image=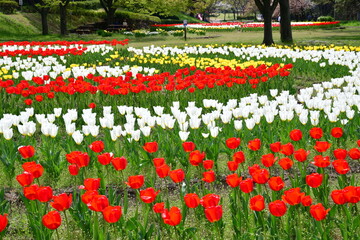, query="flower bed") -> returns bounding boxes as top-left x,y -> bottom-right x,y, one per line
0,40 -> 358,239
